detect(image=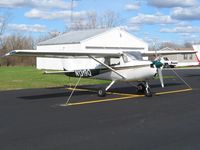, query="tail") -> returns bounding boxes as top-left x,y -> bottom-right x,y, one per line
192,45 -> 200,65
